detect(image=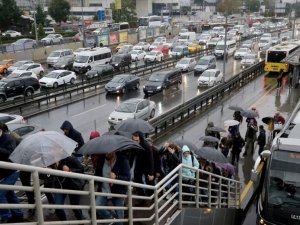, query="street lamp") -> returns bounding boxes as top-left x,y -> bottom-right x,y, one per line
33,11 -> 38,42
222,15 -> 228,82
